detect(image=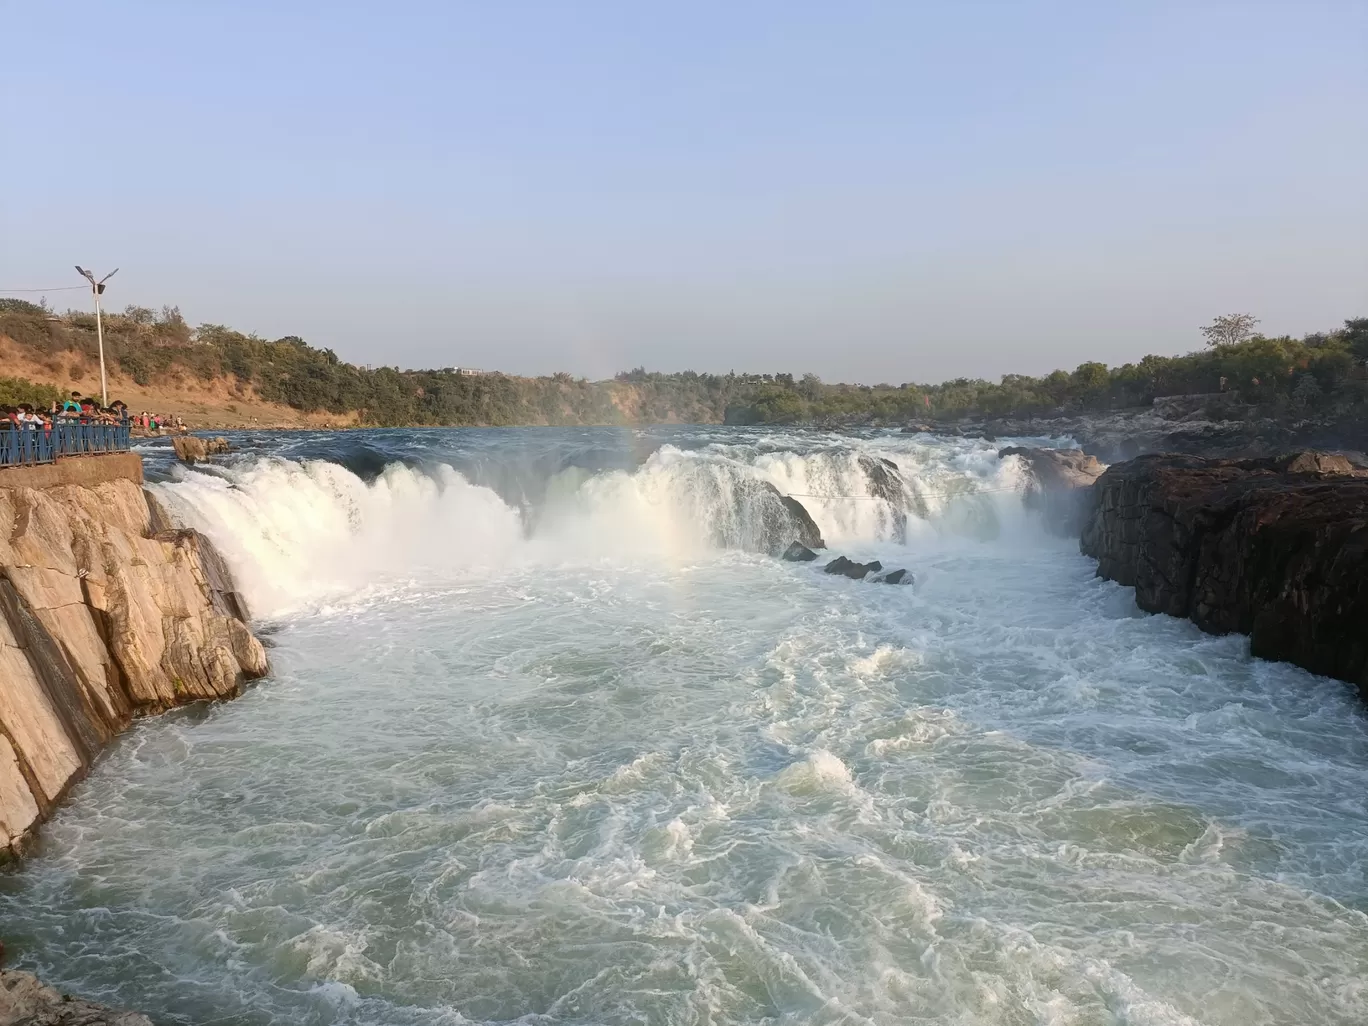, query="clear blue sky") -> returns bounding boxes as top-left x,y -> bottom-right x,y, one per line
3,1 -> 1365,382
